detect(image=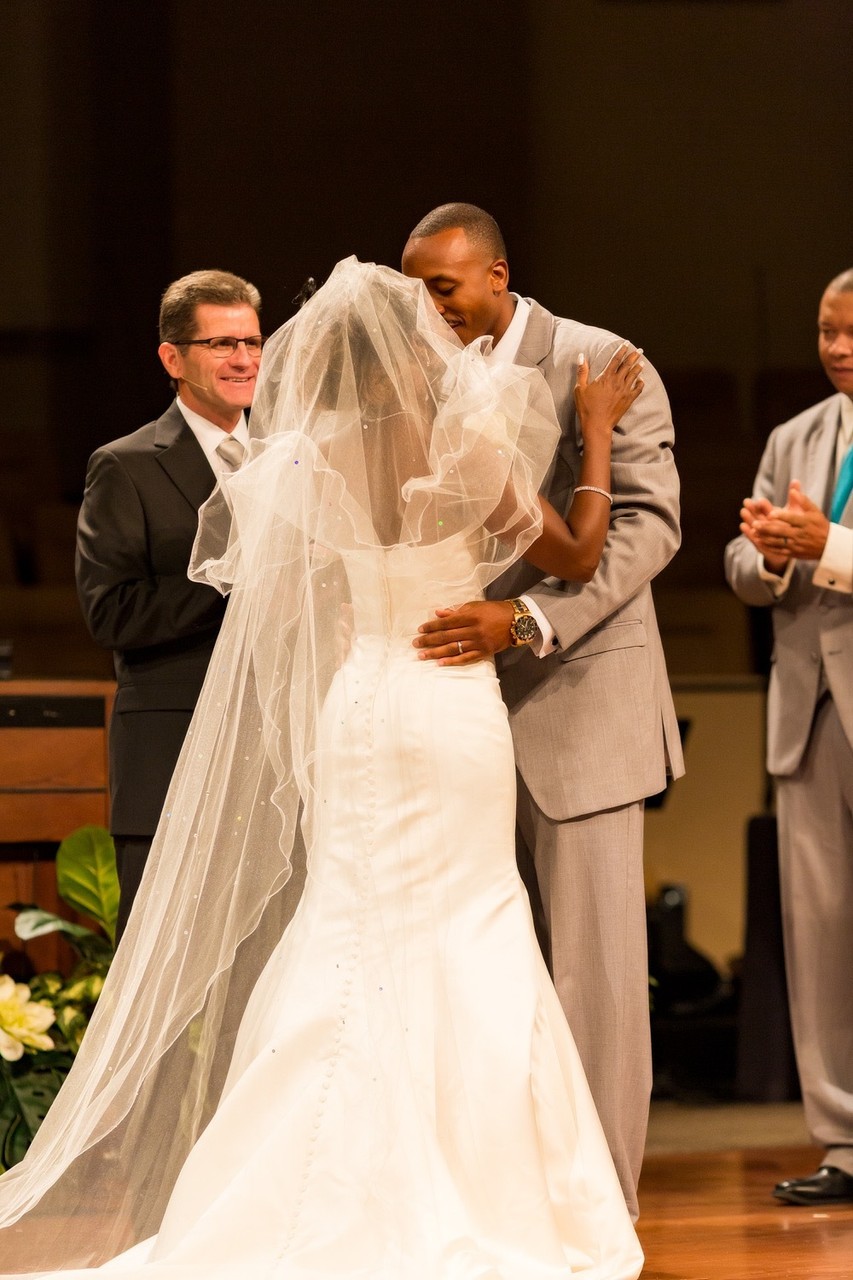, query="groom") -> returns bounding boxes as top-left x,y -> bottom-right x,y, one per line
403,204 -> 683,1218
